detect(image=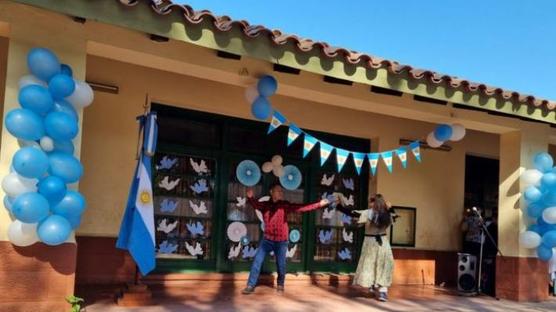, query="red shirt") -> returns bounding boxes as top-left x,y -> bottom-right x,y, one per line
247,198 -> 323,242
